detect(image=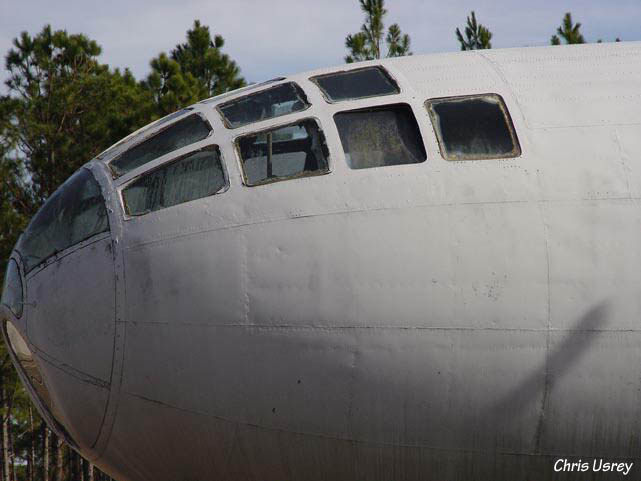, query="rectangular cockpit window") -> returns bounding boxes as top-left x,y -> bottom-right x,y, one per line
425,94 -> 521,161
16,168 -> 110,273
334,103 -> 426,169
122,145 -> 228,216
110,113 -> 211,177
217,82 -> 309,129
236,119 -> 330,186
310,66 -> 399,103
